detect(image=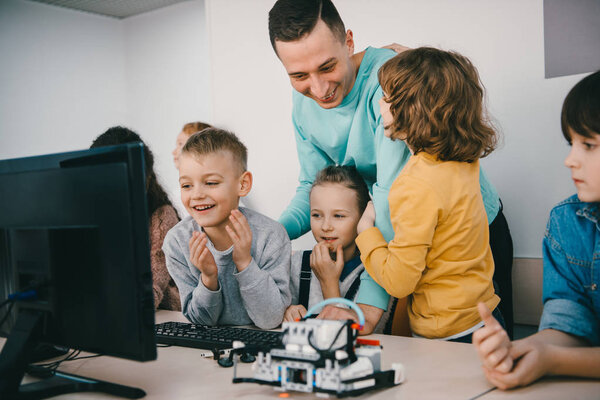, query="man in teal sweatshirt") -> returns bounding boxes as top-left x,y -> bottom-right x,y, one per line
268,0 -> 513,335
